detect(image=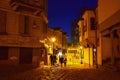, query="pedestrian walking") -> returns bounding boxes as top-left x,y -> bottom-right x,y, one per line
59,56 -> 64,67
63,57 -> 67,67
52,54 -> 57,66
50,54 -> 53,66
